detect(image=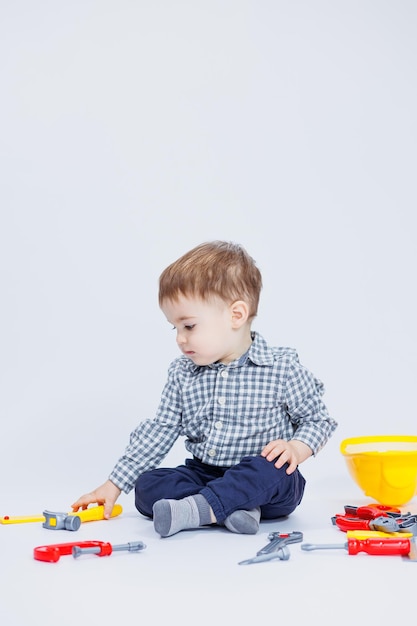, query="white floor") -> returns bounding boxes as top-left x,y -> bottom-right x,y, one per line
1,469 -> 416,626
